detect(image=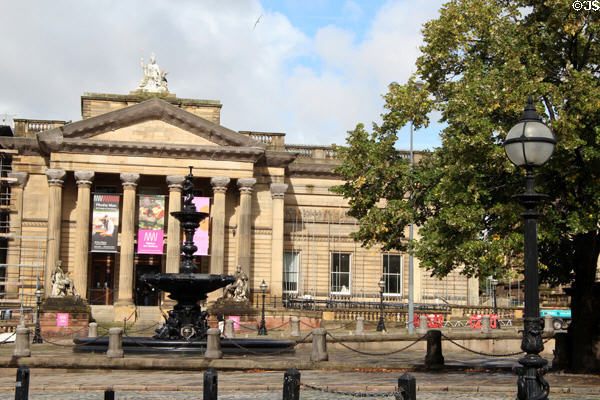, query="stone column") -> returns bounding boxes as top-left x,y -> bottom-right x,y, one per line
73,171 -> 94,299
106,327 -> 124,358
355,316 -> 365,335
13,326 -> 31,357
270,183 -> 287,297
210,177 -> 230,274
467,276 -> 479,305
236,178 -> 256,277
115,173 -> 139,320
310,328 -> 328,361
5,172 -> 28,296
290,316 -> 300,337
44,169 -> 66,296
166,175 -> 185,274
205,328 -> 223,359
